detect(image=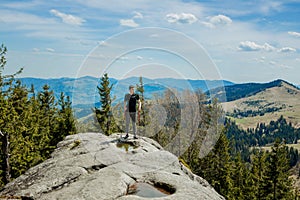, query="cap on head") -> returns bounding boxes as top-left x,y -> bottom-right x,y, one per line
129,85 -> 135,90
